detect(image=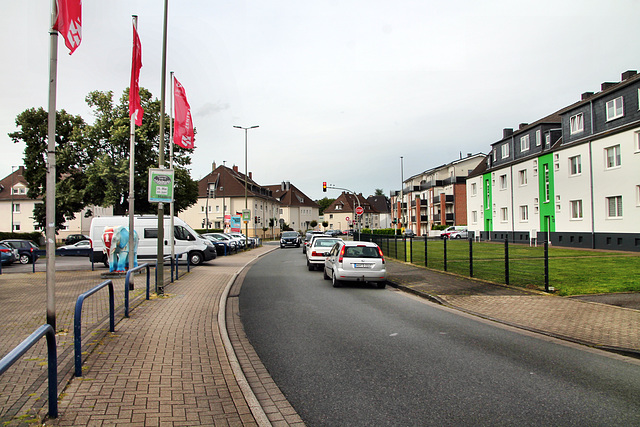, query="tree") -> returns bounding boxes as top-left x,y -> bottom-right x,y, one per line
375,188 -> 384,196
316,197 -> 335,216
322,221 -> 328,229
310,220 -> 318,229
10,88 -> 199,230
